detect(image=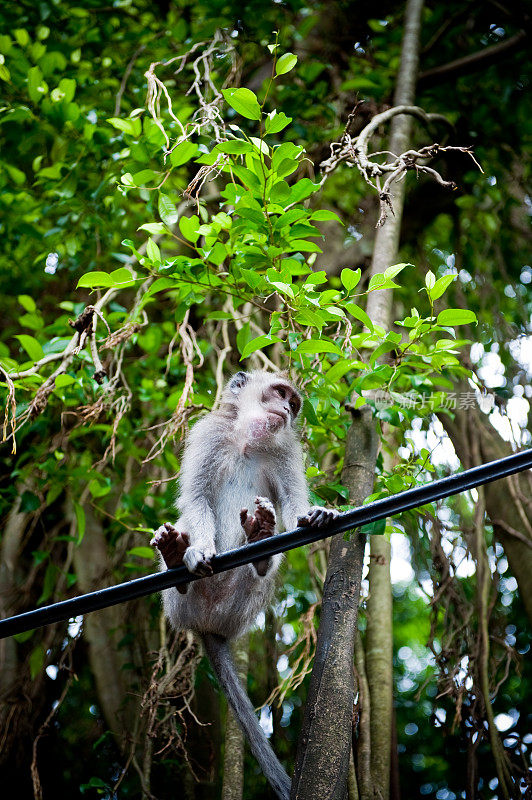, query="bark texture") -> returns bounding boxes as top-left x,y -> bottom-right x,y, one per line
291,406 -> 378,800
440,400 -> 532,625
221,634 -> 249,800
72,508 -> 139,739
363,2 -> 425,797
365,536 -> 393,794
